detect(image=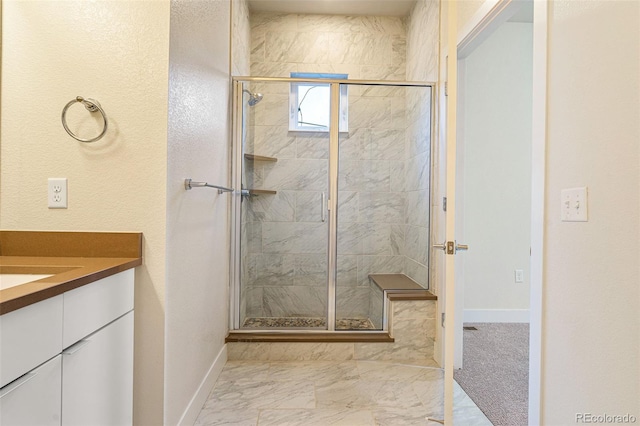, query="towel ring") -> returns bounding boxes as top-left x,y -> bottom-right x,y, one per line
61,96 -> 108,143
